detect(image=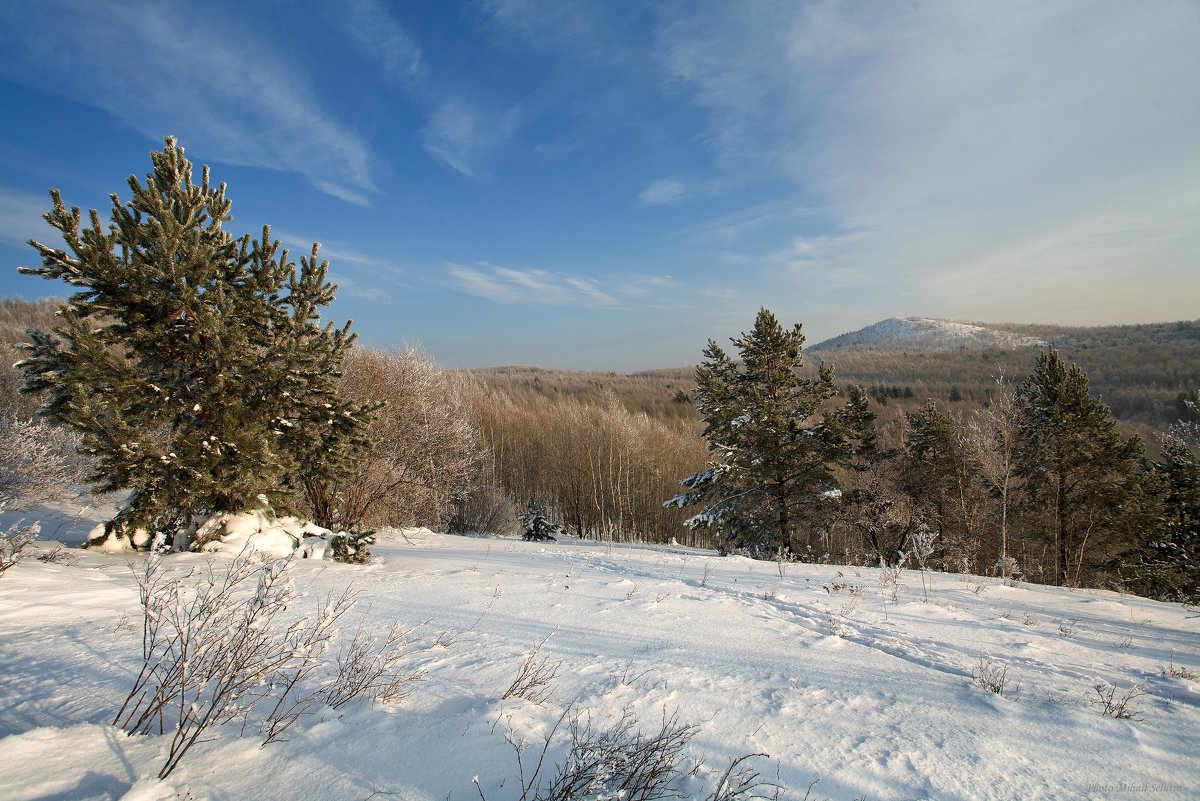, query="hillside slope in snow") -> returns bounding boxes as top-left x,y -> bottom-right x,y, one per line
810,317 -> 1048,352
1,514 -> 1197,800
